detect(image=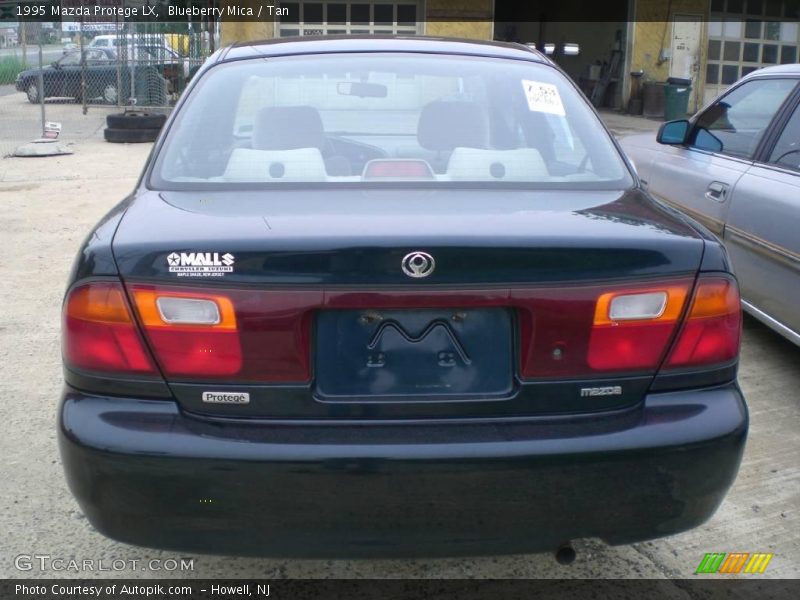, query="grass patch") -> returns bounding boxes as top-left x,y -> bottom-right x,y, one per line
0,57 -> 27,85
